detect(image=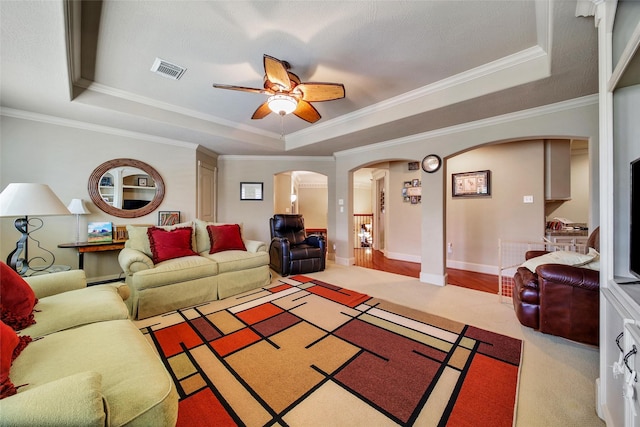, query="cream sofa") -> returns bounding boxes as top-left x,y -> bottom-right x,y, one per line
0,269 -> 178,426
118,220 -> 271,319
